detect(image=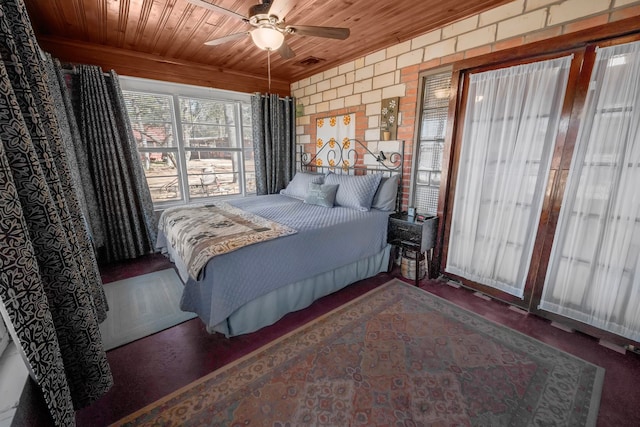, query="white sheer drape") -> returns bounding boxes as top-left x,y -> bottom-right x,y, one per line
540,42 -> 640,341
446,56 -> 572,297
